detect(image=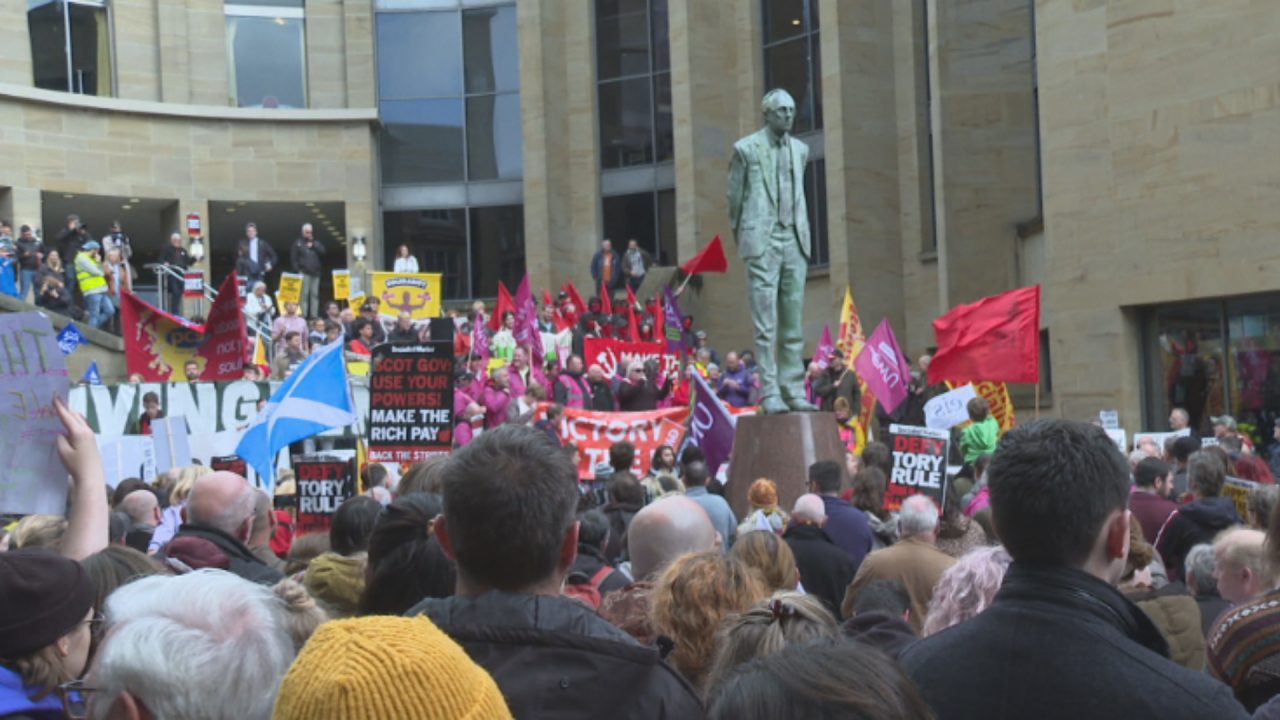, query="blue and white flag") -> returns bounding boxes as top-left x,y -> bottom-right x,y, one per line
82,361 -> 101,385
57,323 -> 86,355
235,341 -> 357,490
